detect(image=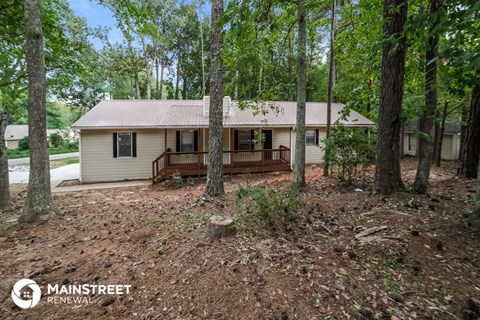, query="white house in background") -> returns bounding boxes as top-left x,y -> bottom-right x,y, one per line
71,97 -> 375,183
4,125 -> 60,149
403,120 -> 461,160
